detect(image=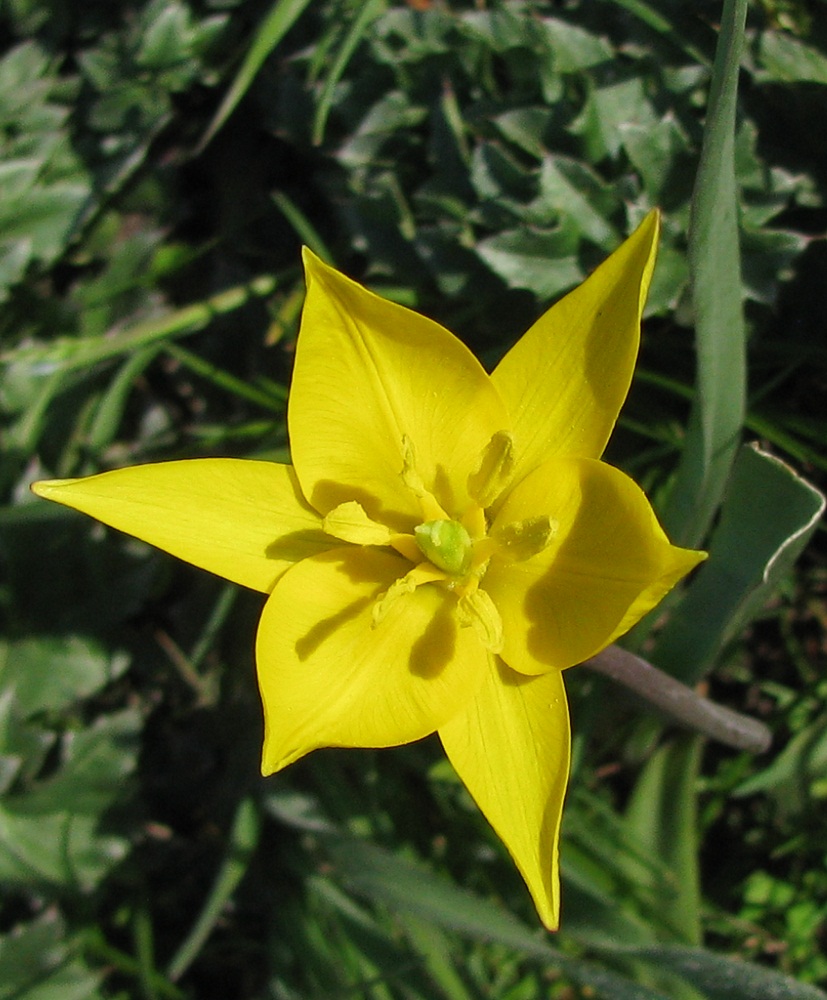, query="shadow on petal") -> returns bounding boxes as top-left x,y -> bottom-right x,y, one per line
309,479 -> 415,532
518,465 -> 671,669
409,599 -> 459,680
495,661 -> 538,688
265,528 -> 333,562
295,594 -> 374,661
